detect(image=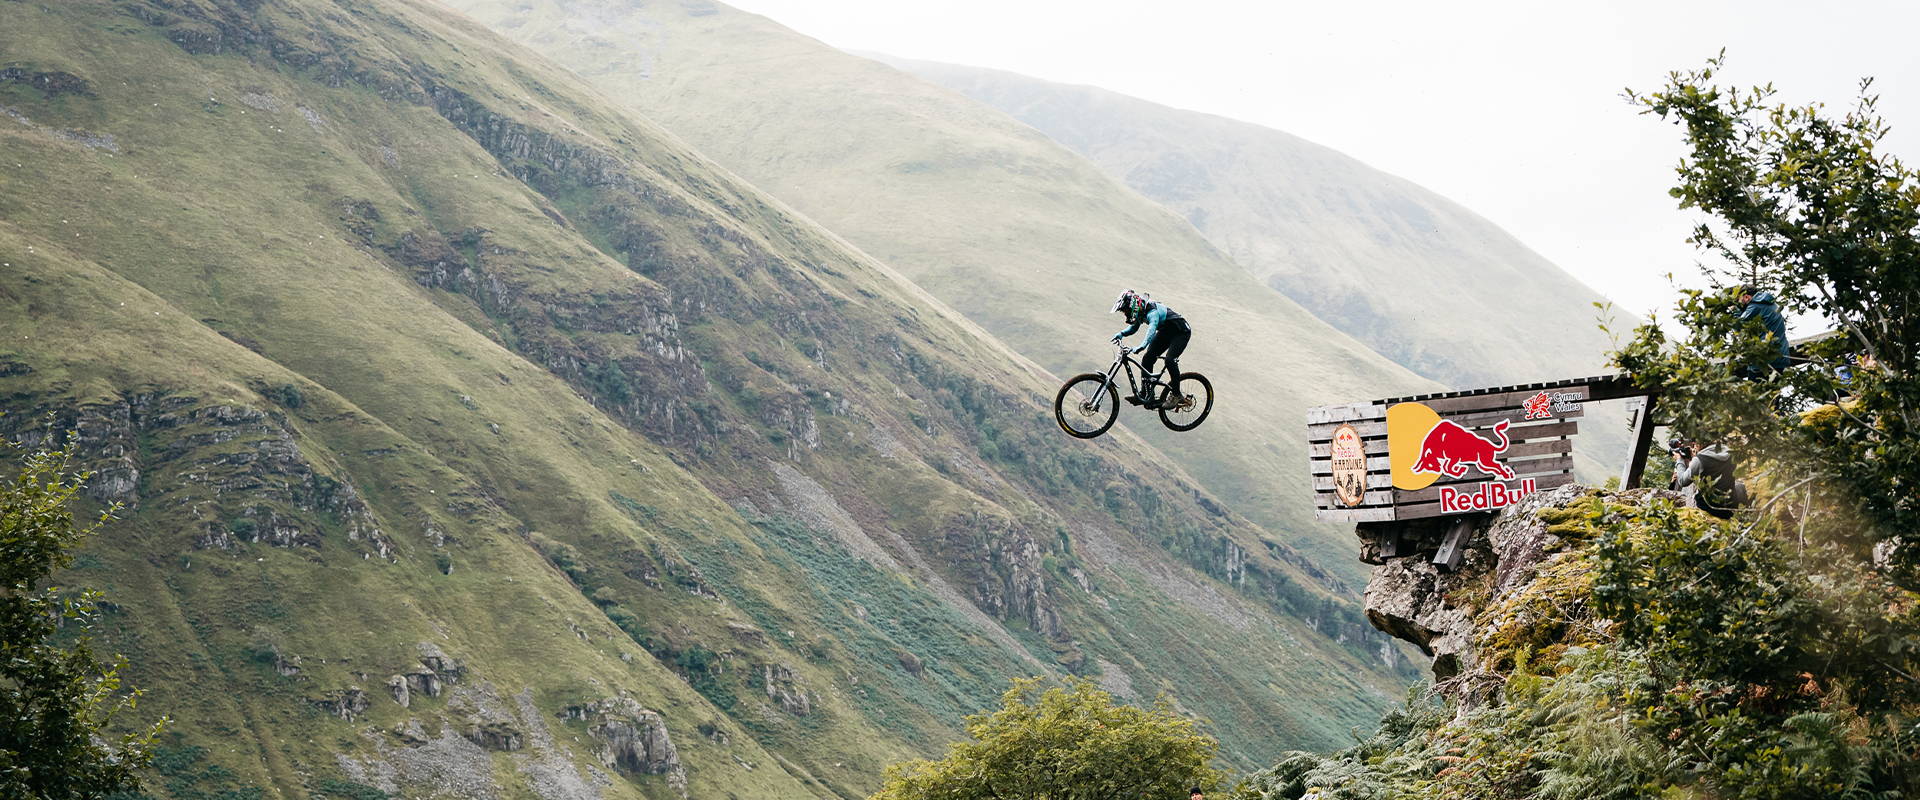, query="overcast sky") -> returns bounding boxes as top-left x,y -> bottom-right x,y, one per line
723,0 -> 1918,322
